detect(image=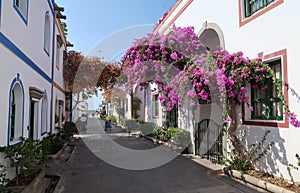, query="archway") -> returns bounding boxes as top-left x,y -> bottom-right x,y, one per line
198,22 -> 225,51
